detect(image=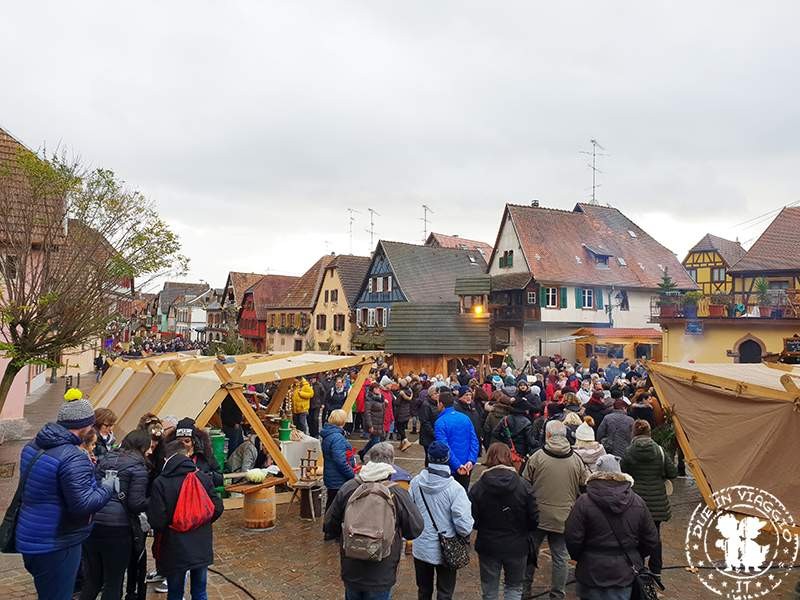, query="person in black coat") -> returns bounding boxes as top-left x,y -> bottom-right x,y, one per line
515,380 -> 543,418
584,391 -> 611,431
174,418 -> 223,488
565,455 -> 659,599
81,430 -> 152,600
490,403 -> 538,461
454,389 -> 484,449
146,441 -> 224,599
417,385 -> 442,463
469,443 -> 539,600
309,376 -> 326,438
